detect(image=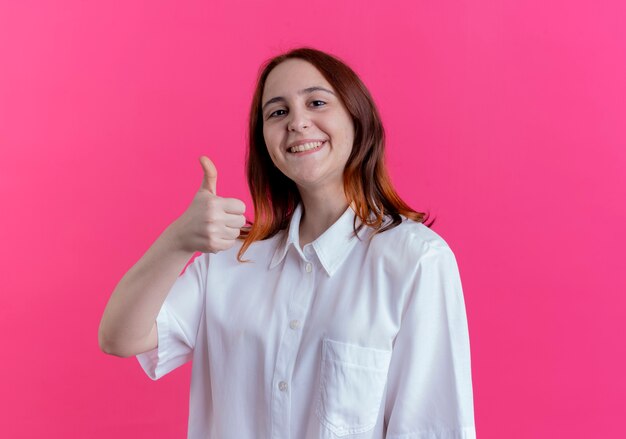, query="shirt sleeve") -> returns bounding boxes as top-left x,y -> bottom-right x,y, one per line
136,253 -> 208,380
384,241 -> 476,439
